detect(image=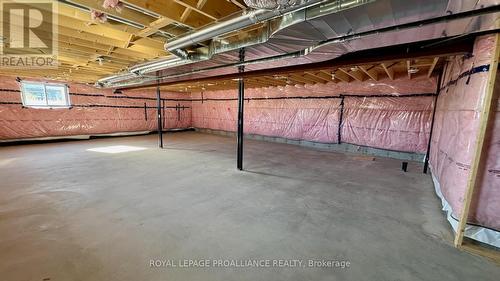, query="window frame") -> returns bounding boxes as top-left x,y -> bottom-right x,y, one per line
20,81 -> 71,108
